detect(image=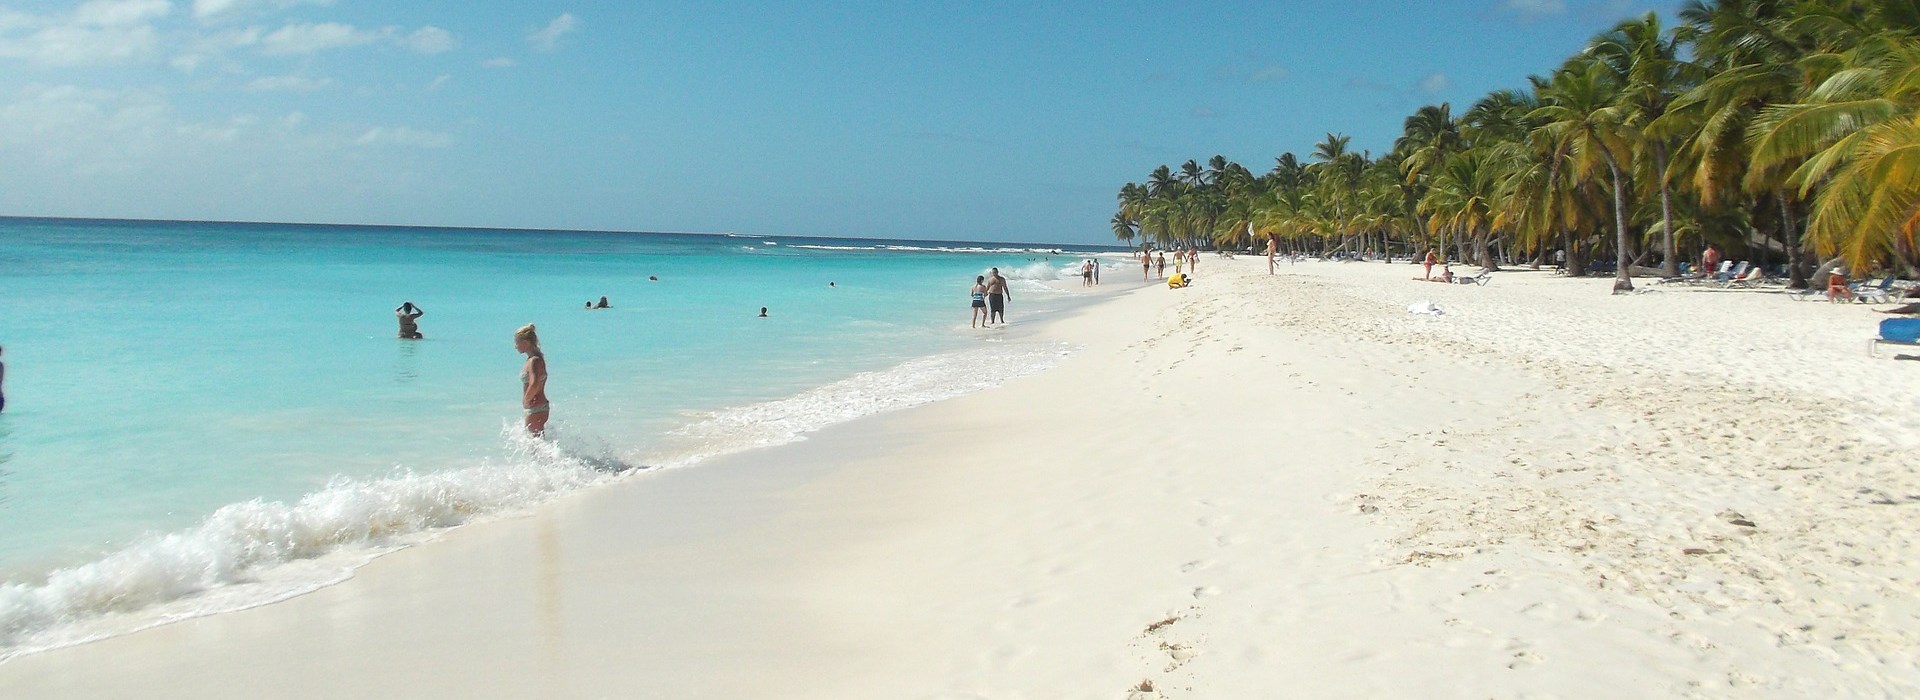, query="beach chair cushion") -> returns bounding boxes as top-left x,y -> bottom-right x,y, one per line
1881,318 -> 1920,344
